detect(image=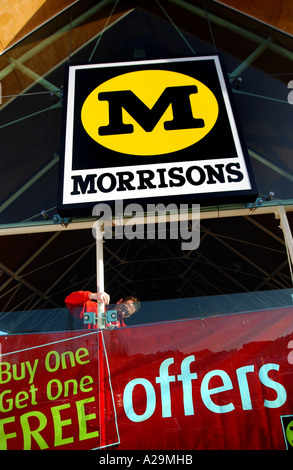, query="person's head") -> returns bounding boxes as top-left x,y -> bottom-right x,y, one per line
116,295 -> 141,319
